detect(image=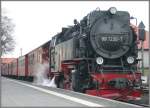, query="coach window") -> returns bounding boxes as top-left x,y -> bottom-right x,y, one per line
30,57 -> 32,65
33,54 -> 34,64
21,59 -> 23,66
29,55 -> 31,65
